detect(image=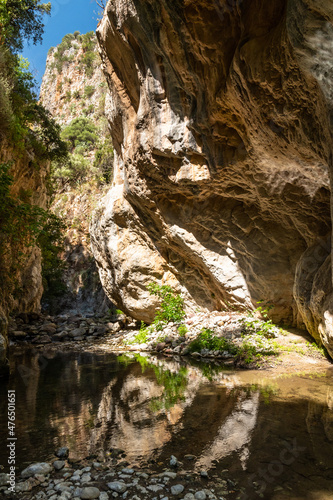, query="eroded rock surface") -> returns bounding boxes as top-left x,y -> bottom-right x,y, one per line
91,0 -> 333,354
